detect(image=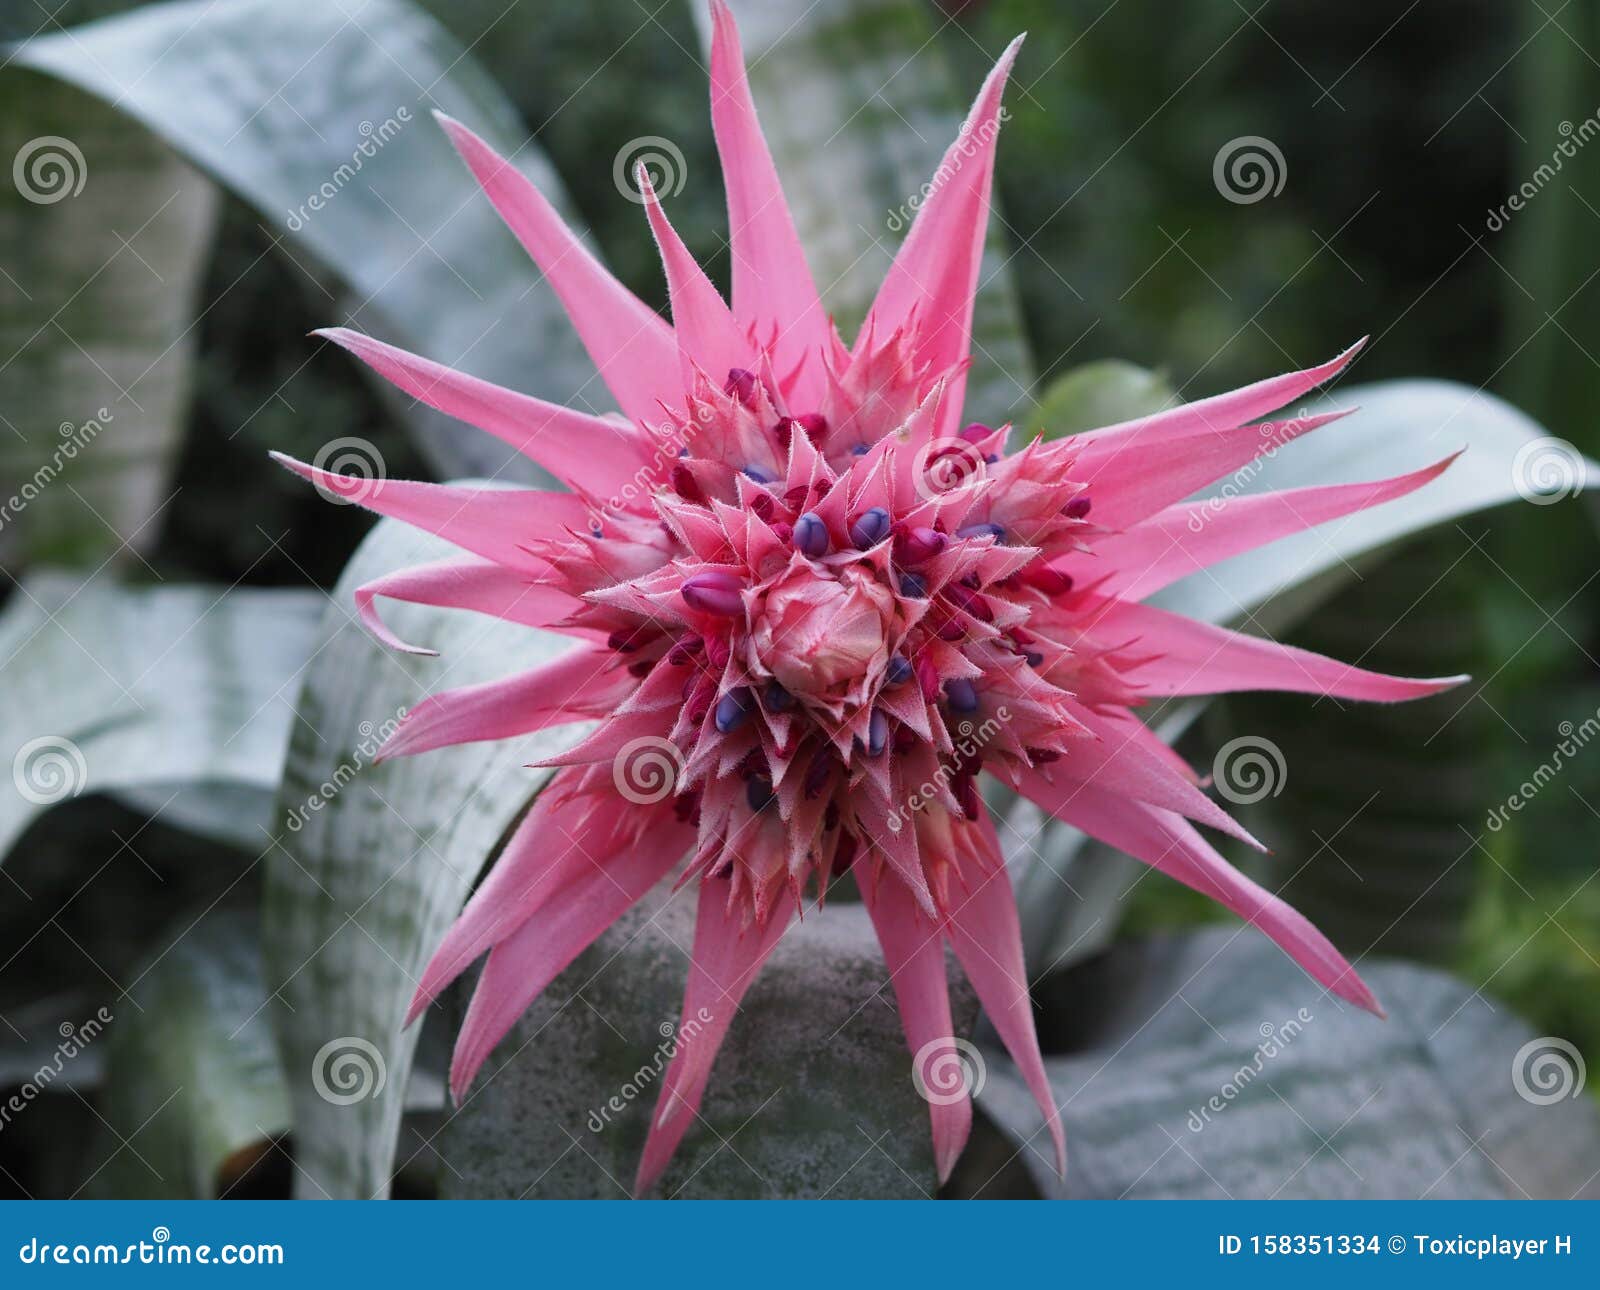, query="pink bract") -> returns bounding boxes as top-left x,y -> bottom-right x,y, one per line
273,1 -> 1465,1194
